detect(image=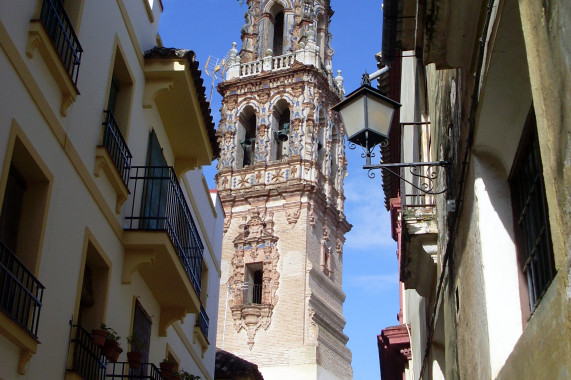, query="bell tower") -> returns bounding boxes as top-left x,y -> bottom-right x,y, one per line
215,1 -> 352,379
